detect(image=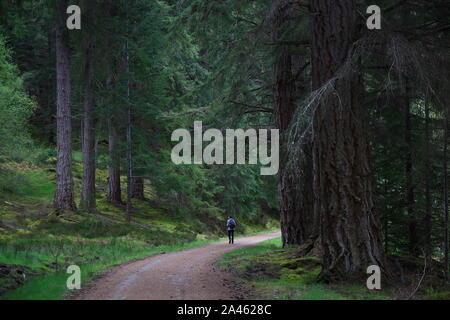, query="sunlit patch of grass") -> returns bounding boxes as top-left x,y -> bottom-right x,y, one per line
222,237 -> 282,259
4,272 -> 70,300
0,161 -> 54,203
14,170 -> 55,202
